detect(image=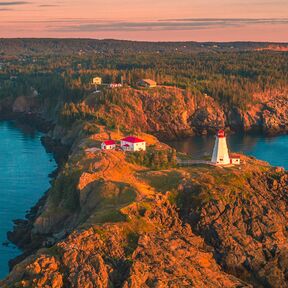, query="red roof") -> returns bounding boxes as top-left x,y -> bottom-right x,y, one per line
217,130 -> 225,138
121,136 -> 145,144
230,154 -> 241,159
103,140 -> 116,145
